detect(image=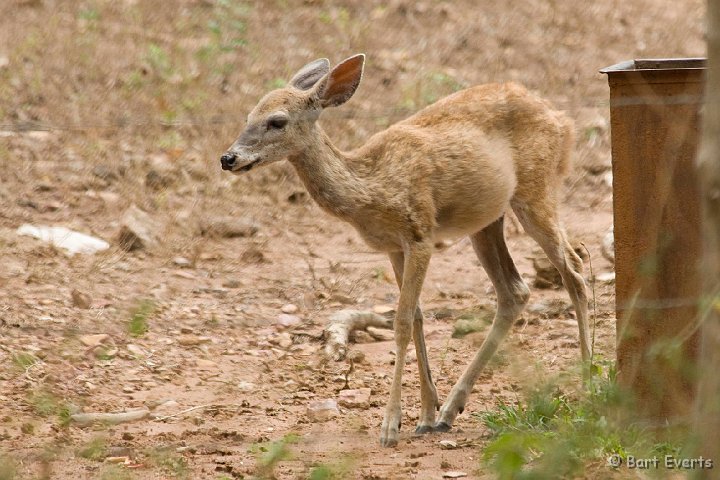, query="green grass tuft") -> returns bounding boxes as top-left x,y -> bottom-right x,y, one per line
128,299 -> 155,337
